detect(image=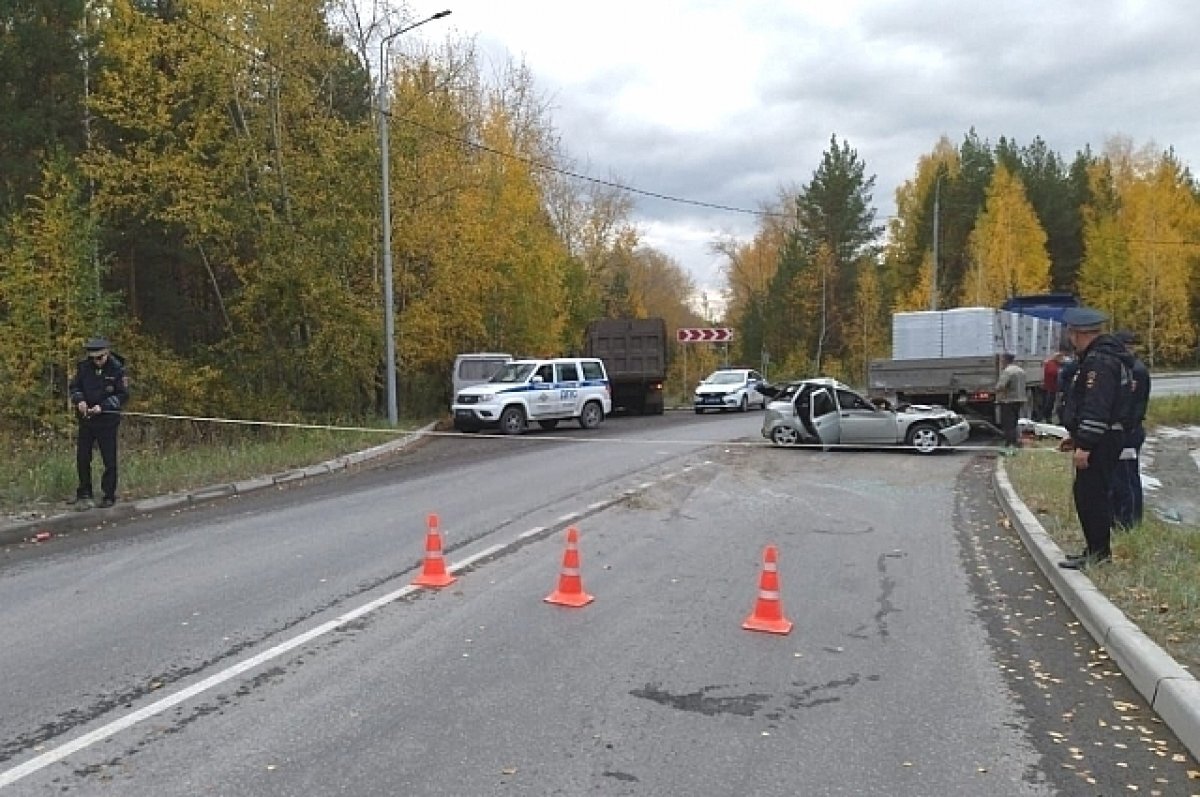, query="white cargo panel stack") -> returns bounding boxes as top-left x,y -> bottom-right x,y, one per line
941,307 -> 1005,357
892,311 -> 943,359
